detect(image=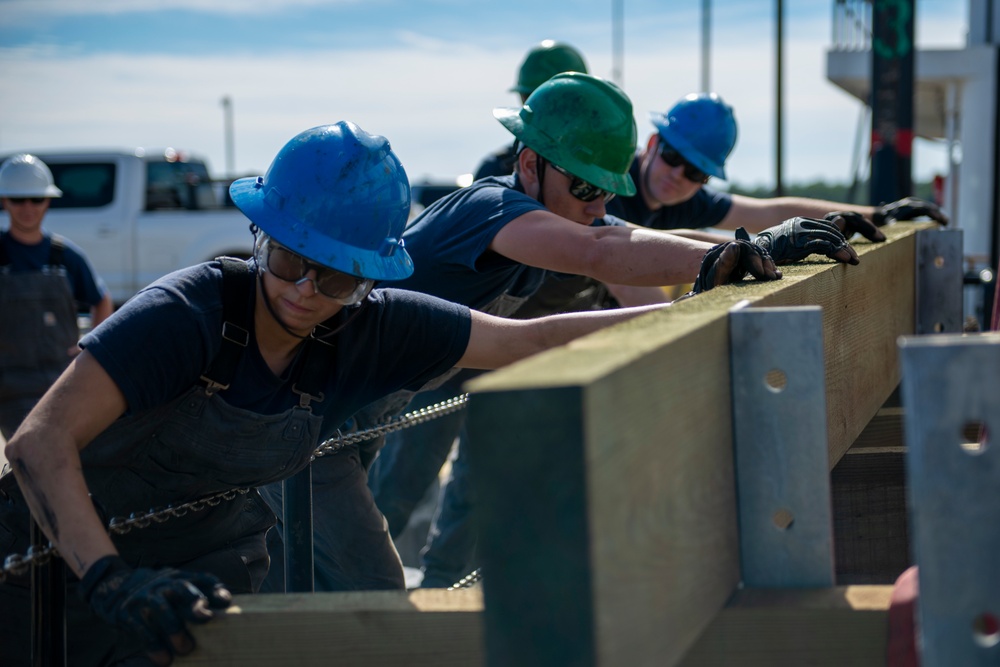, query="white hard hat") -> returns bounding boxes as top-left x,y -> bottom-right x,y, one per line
0,154 -> 63,198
